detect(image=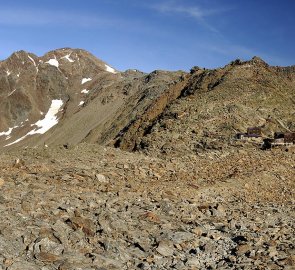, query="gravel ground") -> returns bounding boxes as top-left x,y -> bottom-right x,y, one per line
0,144 -> 294,269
